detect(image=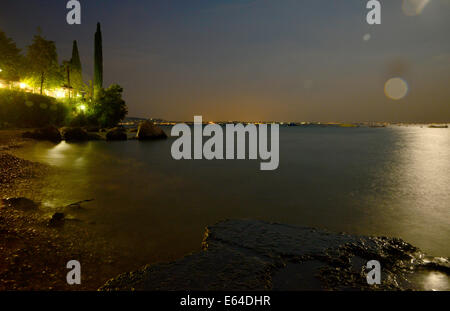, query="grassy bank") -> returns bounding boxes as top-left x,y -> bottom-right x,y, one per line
0,89 -> 68,128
